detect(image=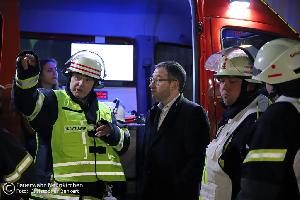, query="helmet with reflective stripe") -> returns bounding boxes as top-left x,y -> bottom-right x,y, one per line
253,38 -> 300,84
64,50 -> 106,80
